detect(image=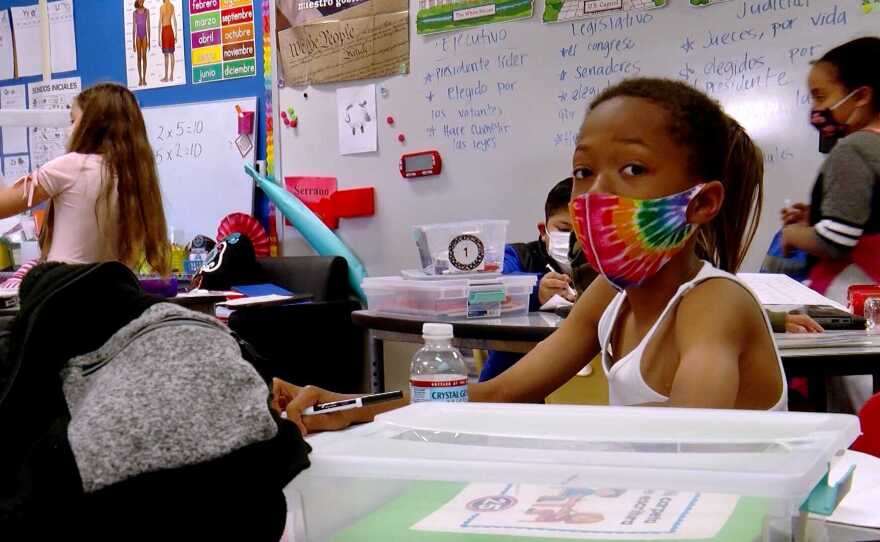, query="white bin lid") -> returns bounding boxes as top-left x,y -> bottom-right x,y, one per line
362,274 -> 537,290
302,403 -> 859,501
